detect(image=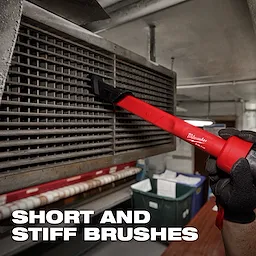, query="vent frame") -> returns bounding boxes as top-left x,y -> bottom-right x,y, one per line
0,2 -> 176,194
